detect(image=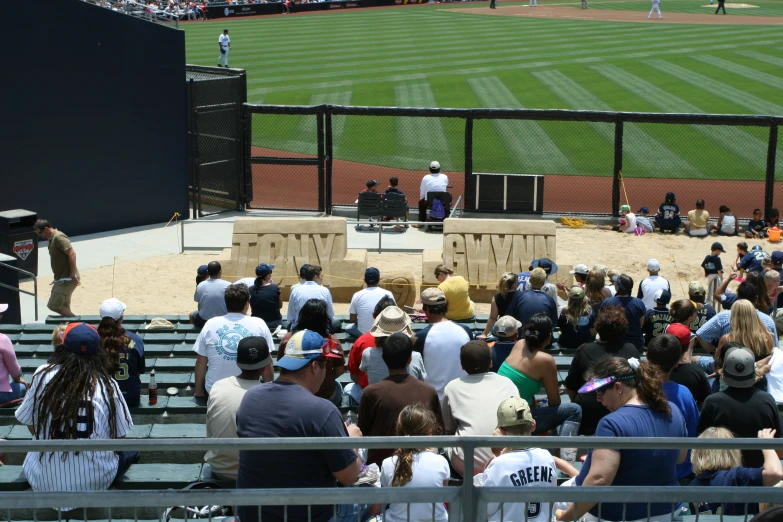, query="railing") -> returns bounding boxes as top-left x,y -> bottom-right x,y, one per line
0,264 -> 37,321
4,436 -> 783,520
81,0 -> 180,28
